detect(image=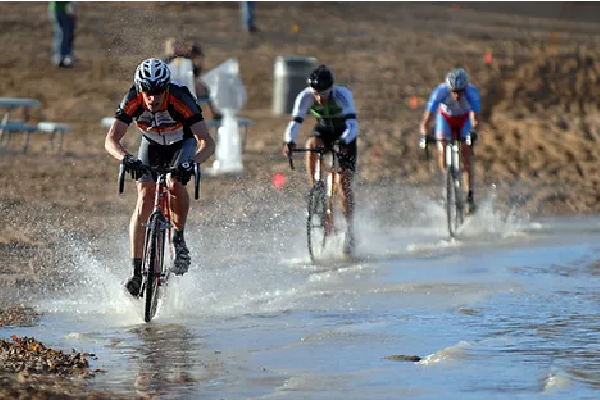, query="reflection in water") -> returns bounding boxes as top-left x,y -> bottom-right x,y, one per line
128,323 -> 223,398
